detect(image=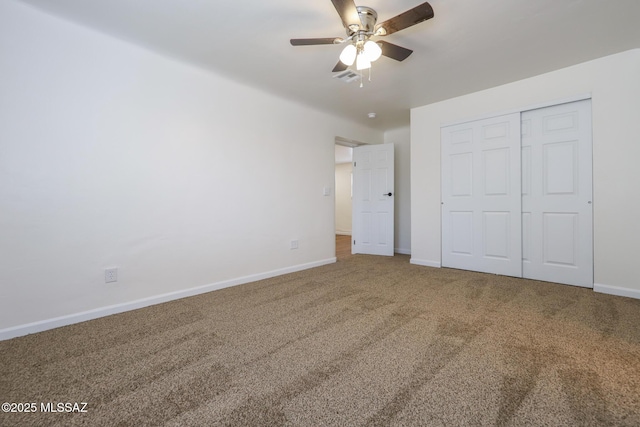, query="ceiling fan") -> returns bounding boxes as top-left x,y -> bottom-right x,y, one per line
290,0 -> 434,73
